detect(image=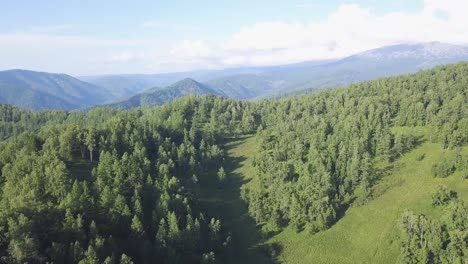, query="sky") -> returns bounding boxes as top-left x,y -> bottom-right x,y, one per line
1,0 -> 467,75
